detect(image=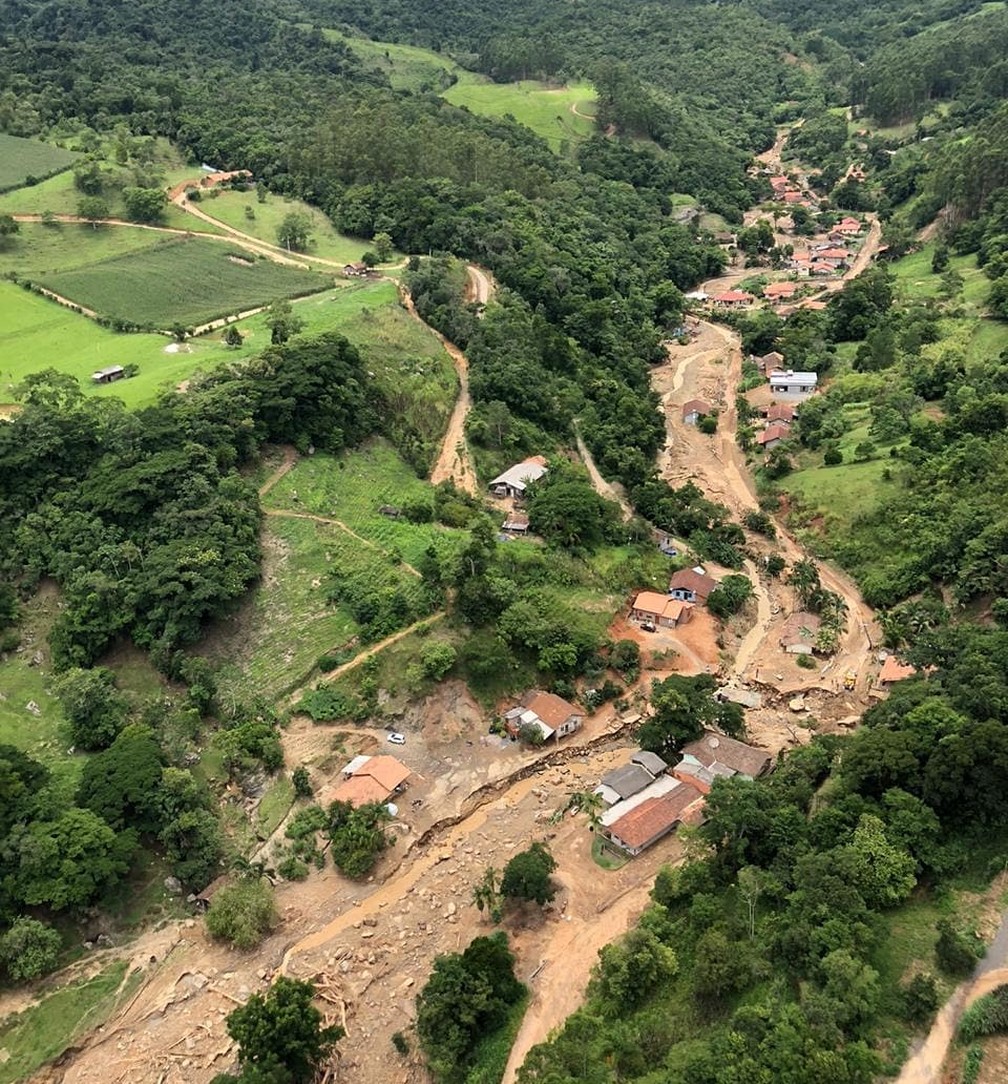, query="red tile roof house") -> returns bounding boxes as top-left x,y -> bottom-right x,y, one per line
629,591 -> 694,629
711,290 -> 755,309
682,398 -> 712,425
669,567 -> 717,603
756,422 -> 790,450
779,612 -> 822,654
763,281 -> 798,303
504,690 -> 583,743
321,754 -> 412,808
